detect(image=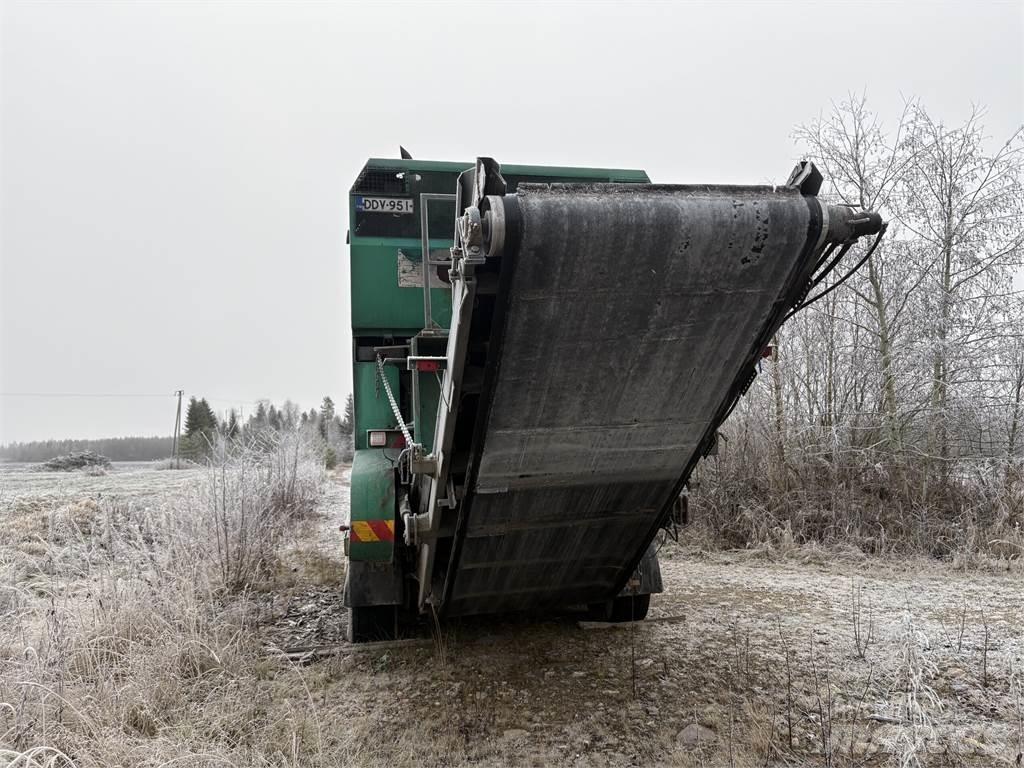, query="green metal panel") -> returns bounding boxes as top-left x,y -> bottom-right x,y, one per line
350,238 -> 452,332
349,449 -> 395,562
353,361 -> 399,450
